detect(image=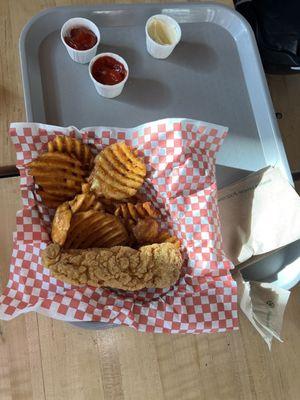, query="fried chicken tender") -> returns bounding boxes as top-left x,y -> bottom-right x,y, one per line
42,242 -> 183,291
89,142 -> 146,200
